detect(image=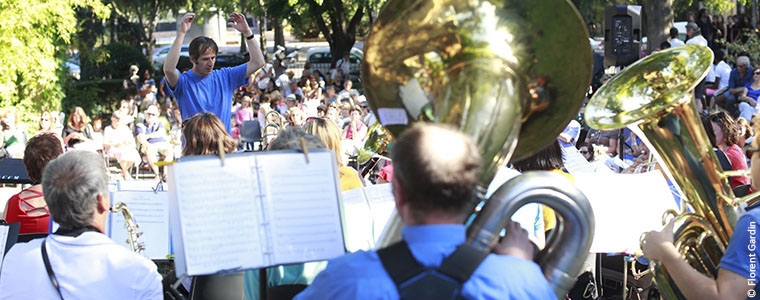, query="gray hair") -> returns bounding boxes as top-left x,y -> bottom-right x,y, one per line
738,56 -> 751,67
268,127 -> 326,151
42,151 -> 109,229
